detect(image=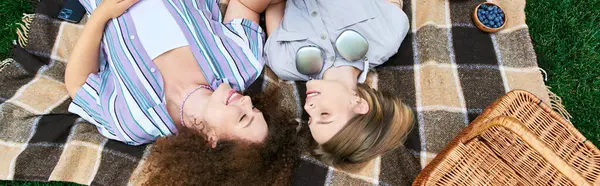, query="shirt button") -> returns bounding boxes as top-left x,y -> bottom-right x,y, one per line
130,35 -> 135,40
311,11 -> 317,17
150,68 -> 156,72
320,33 -> 327,40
